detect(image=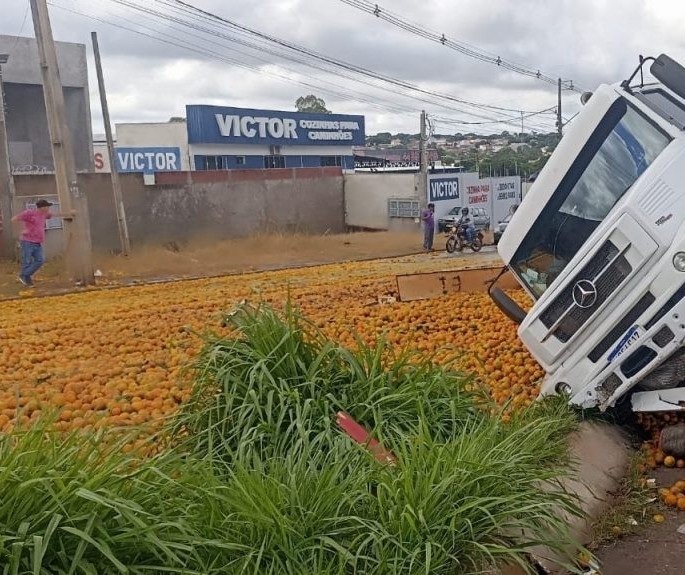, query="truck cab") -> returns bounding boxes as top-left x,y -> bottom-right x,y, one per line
494,55 -> 685,413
